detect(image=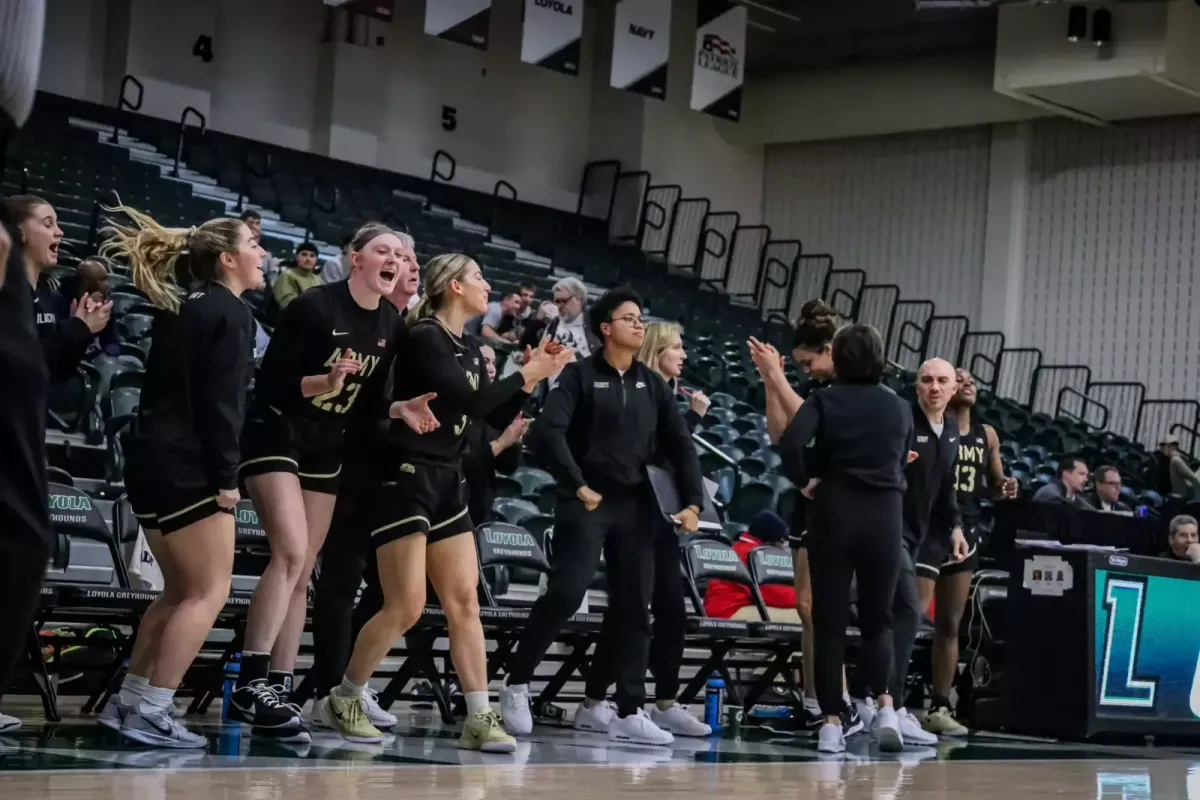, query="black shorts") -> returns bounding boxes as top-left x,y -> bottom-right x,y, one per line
915,520 -> 980,579
369,461 -> 473,548
239,408 -> 343,494
125,473 -> 231,535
